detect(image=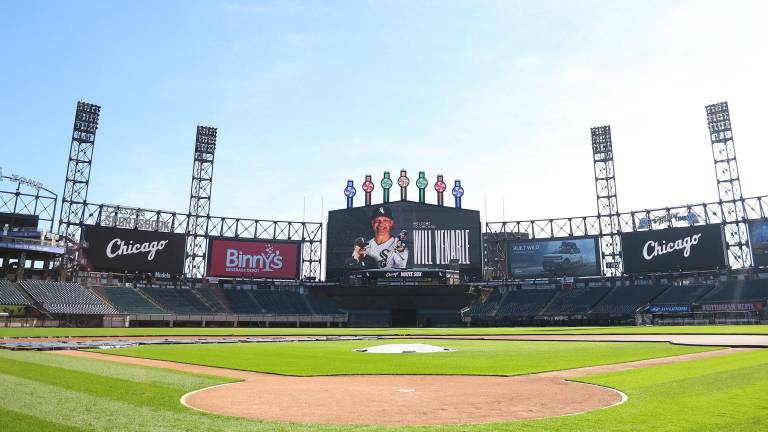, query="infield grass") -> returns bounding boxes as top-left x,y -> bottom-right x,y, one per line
0,344 -> 766,431
94,339 -> 717,376
2,324 -> 768,338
